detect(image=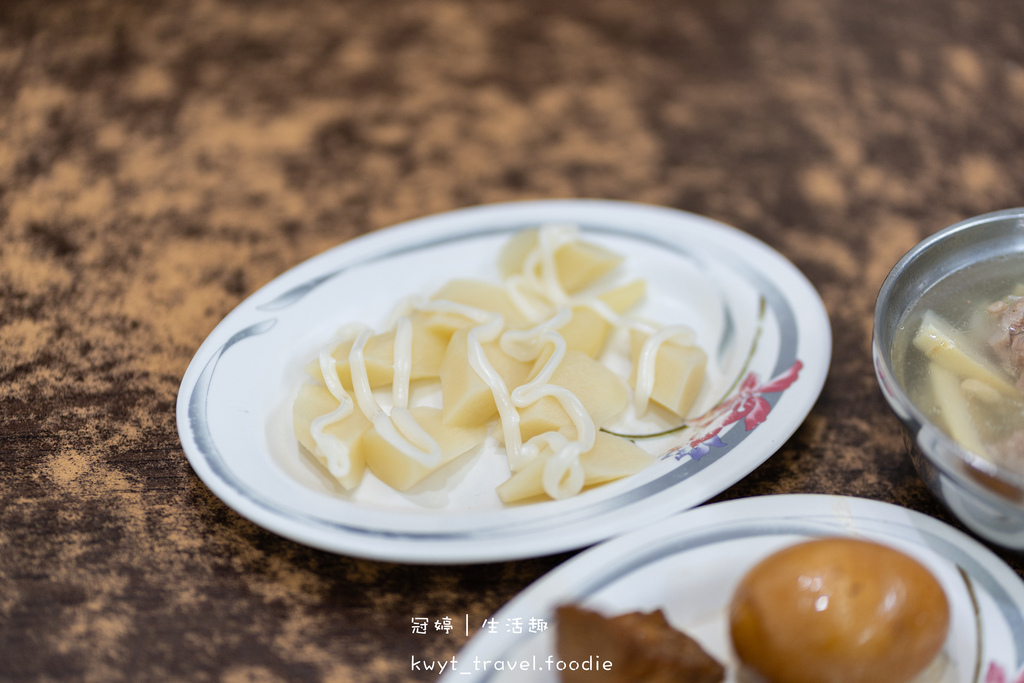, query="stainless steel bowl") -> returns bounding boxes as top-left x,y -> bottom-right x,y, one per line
873,208 -> 1024,550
